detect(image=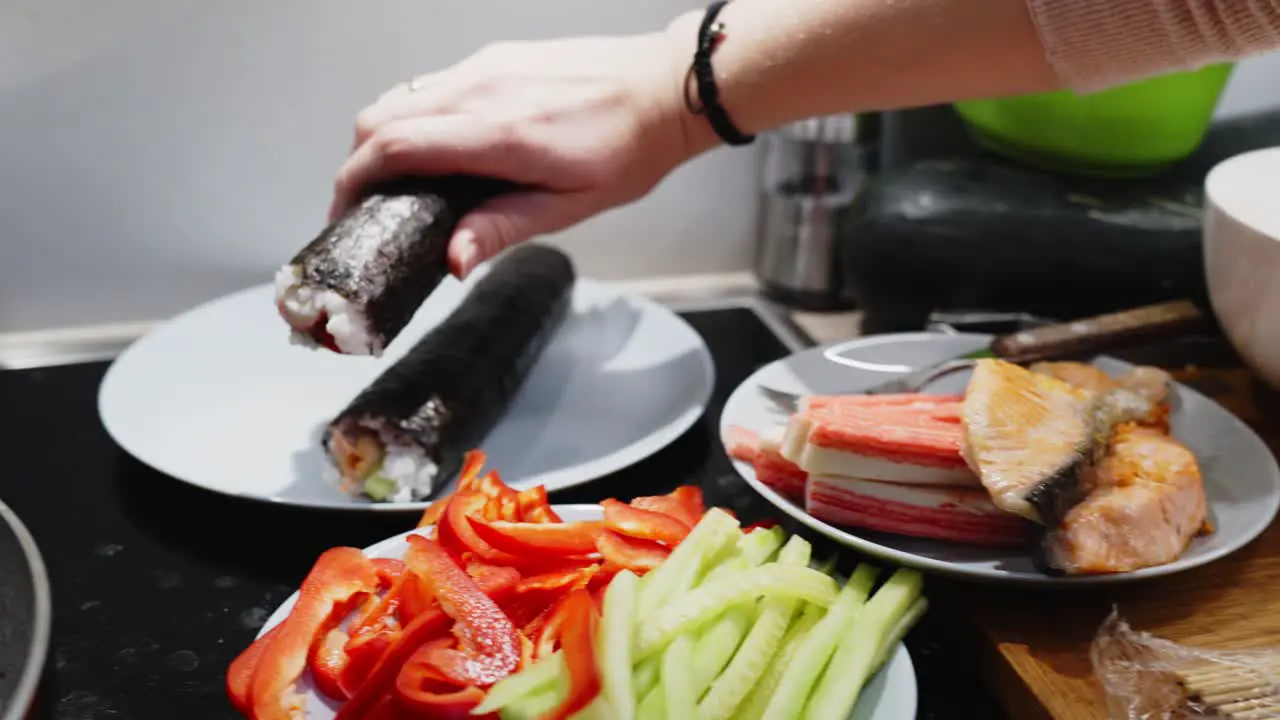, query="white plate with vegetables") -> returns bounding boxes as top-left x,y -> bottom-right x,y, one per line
241,502 -> 921,719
